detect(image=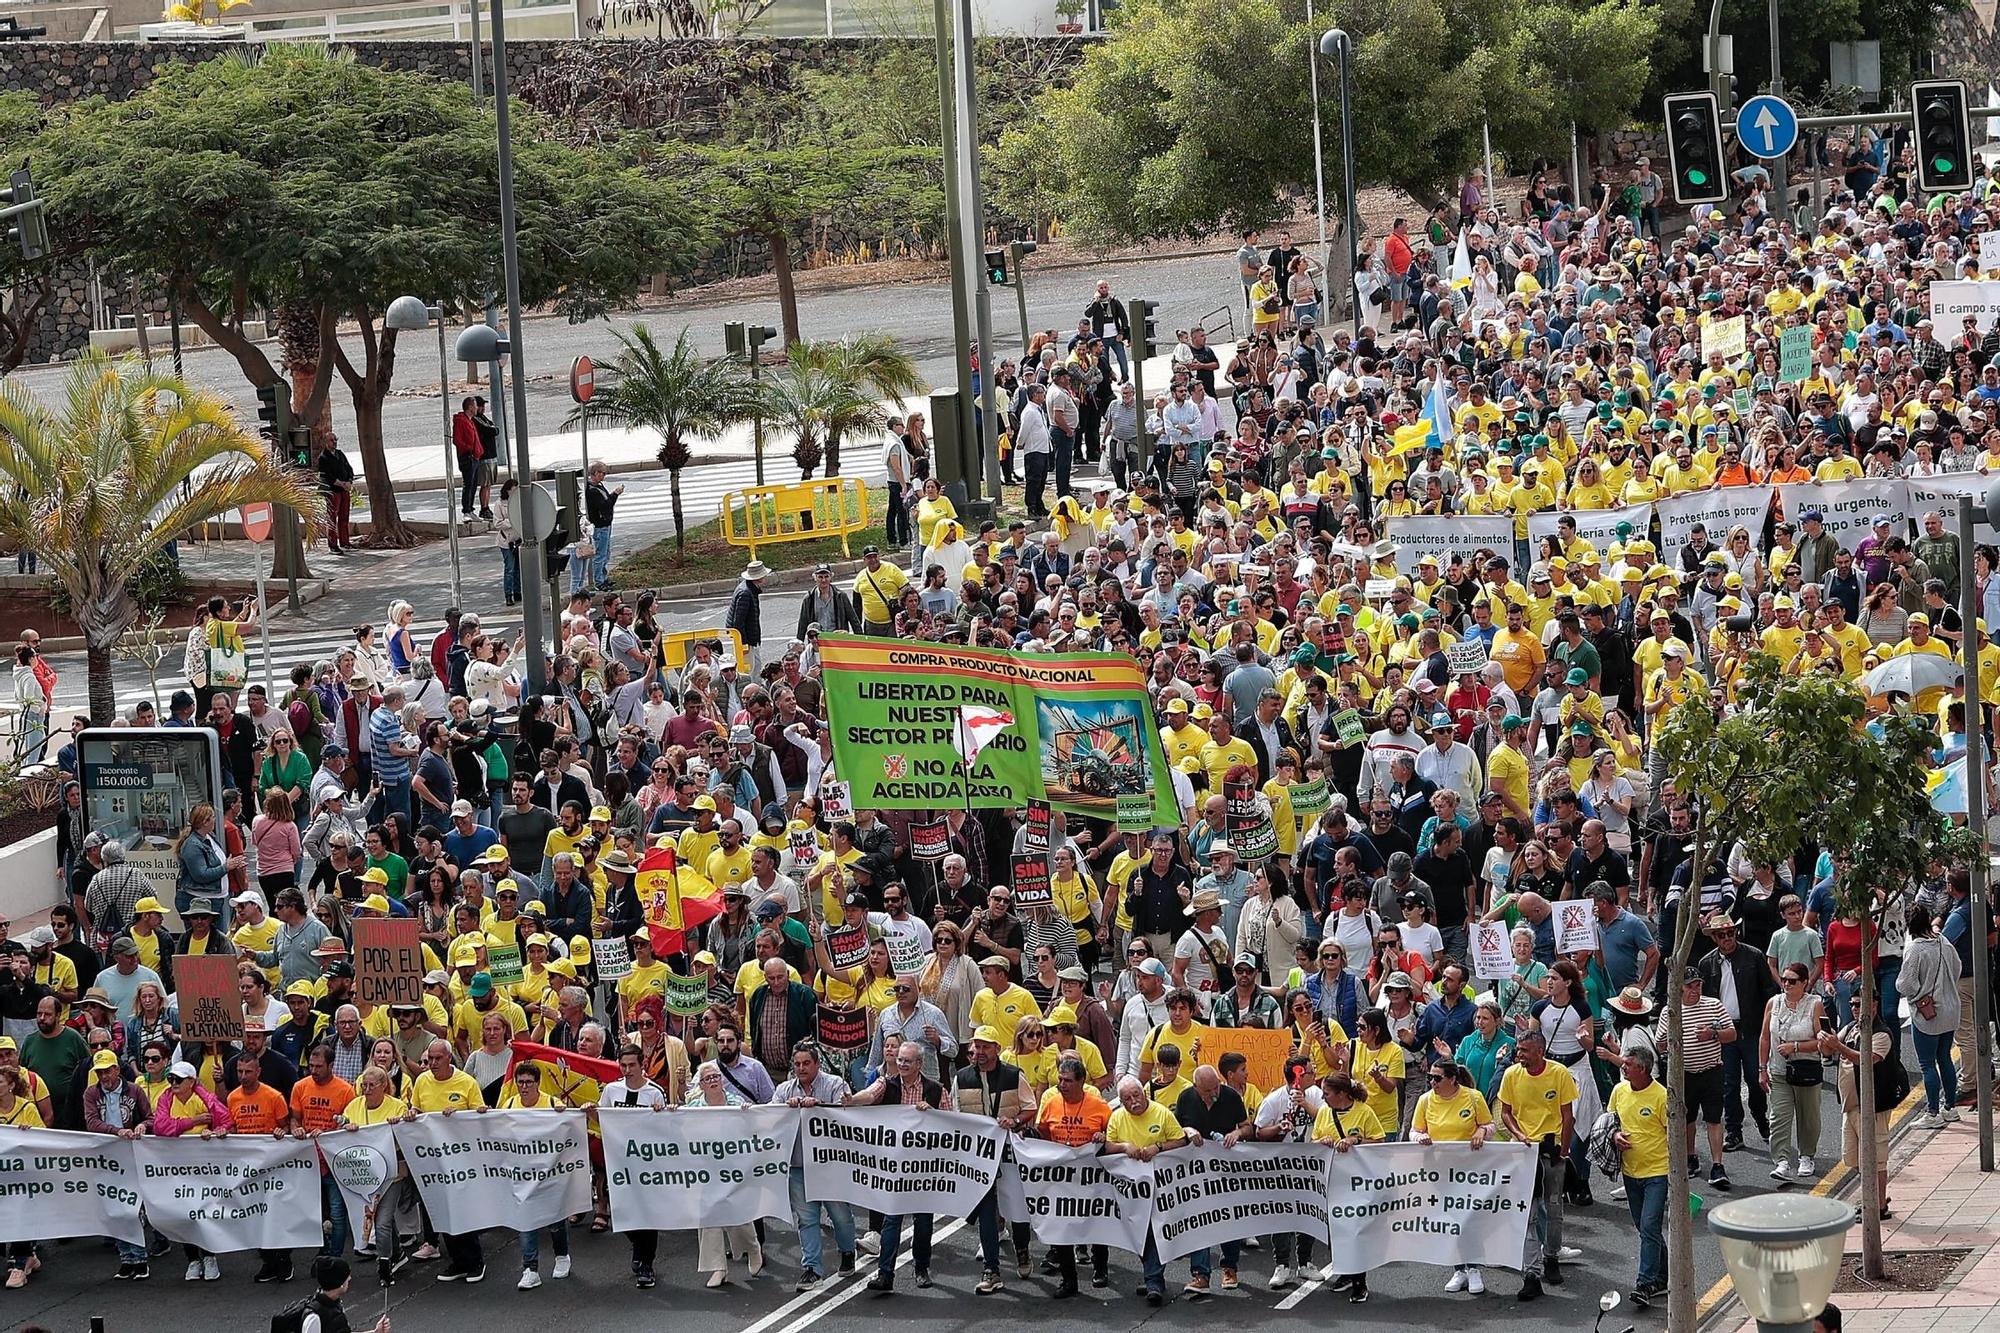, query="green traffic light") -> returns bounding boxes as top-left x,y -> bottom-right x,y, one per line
1934,156 -> 1956,174
1686,169 -> 1709,185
